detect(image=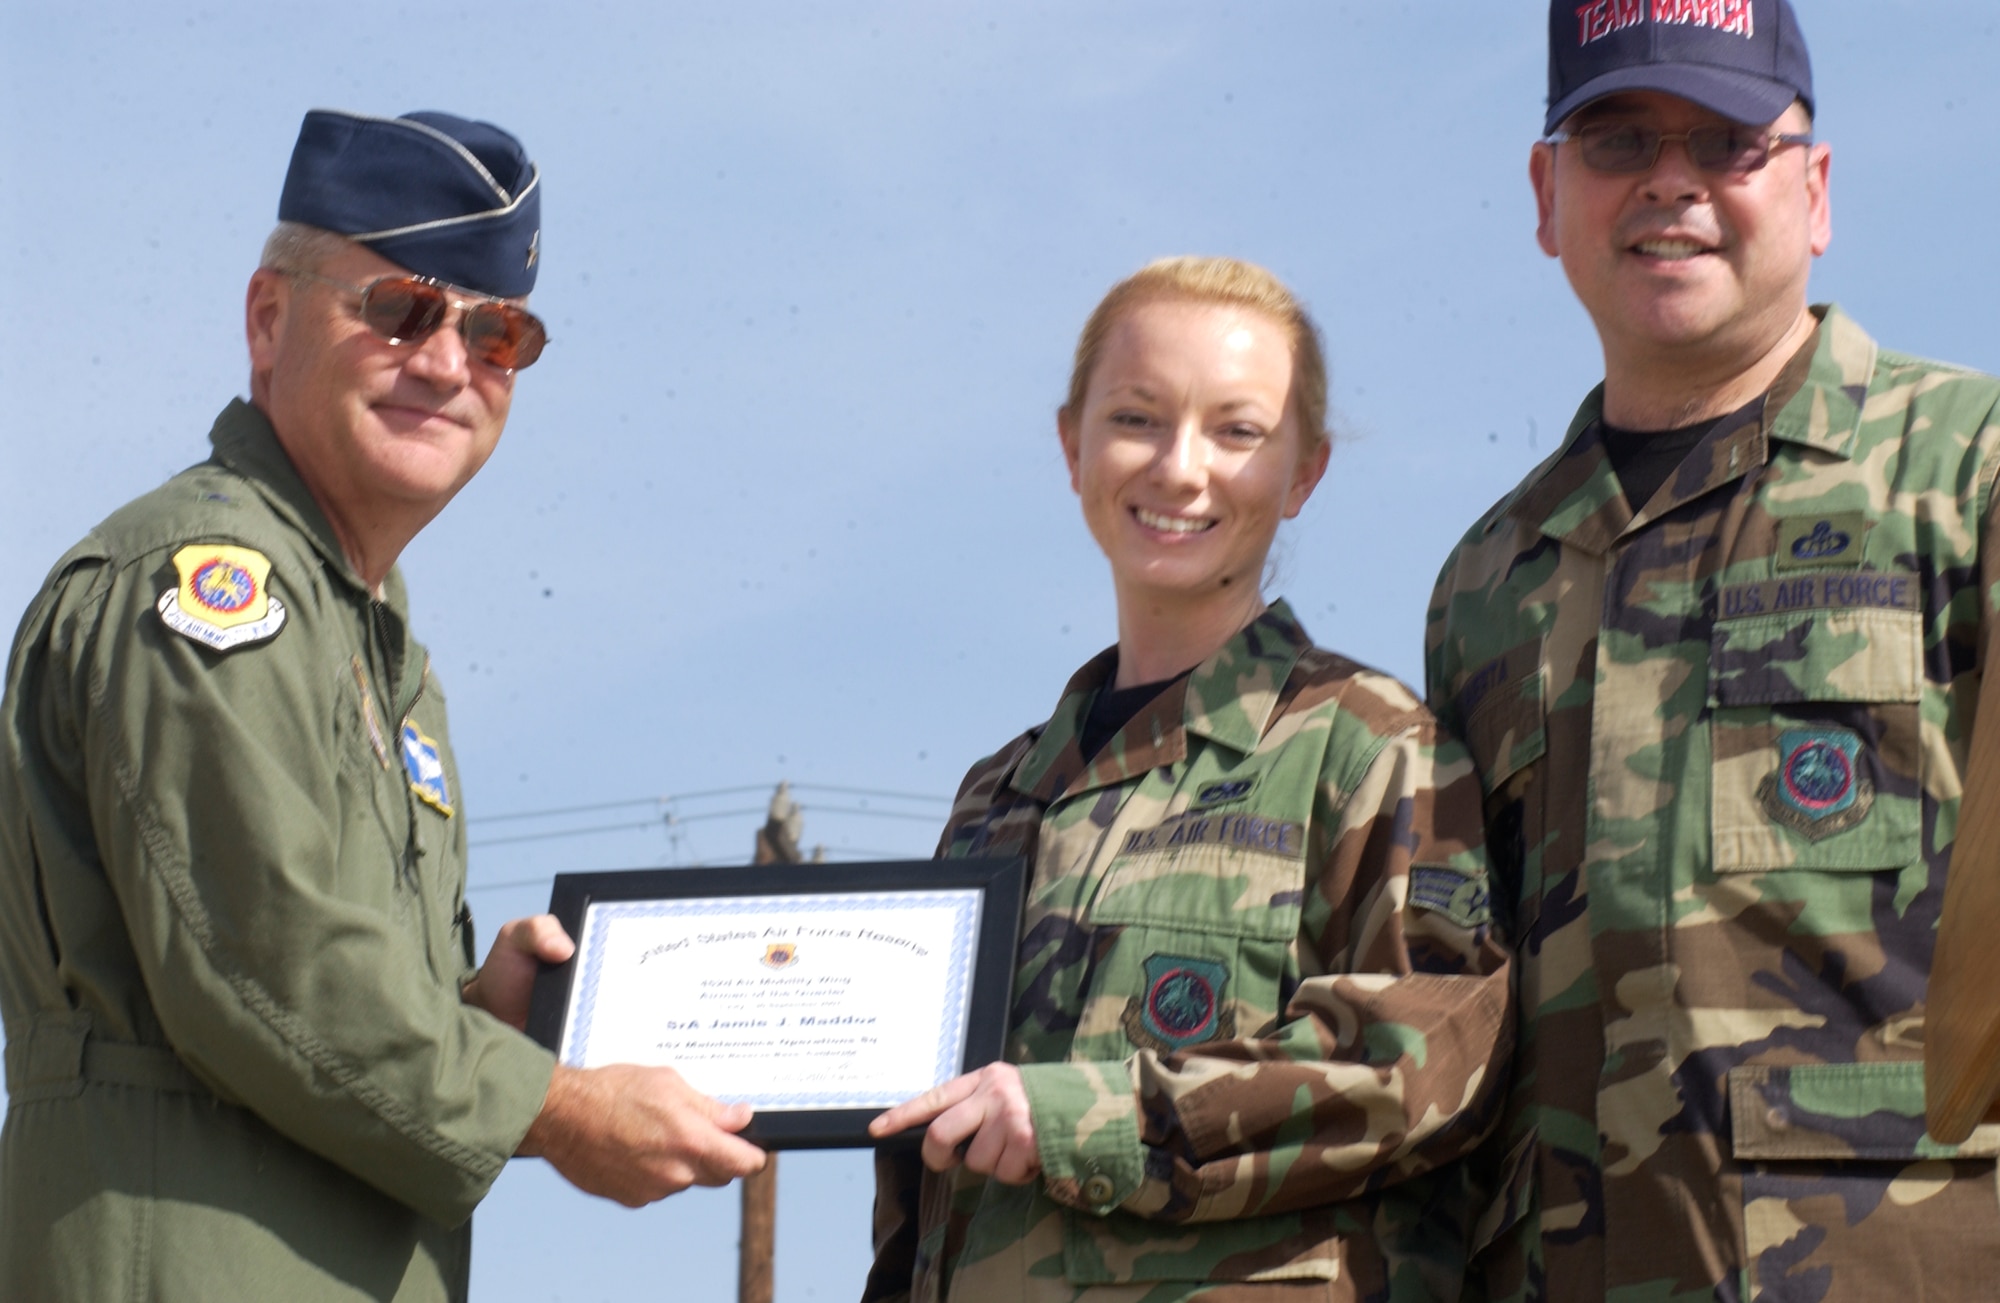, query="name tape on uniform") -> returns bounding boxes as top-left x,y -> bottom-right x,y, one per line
1122,811 -> 1304,860
1718,570 -> 1920,622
